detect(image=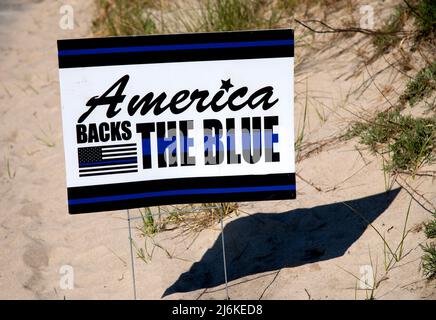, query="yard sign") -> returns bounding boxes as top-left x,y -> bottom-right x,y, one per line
58,29 -> 296,214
